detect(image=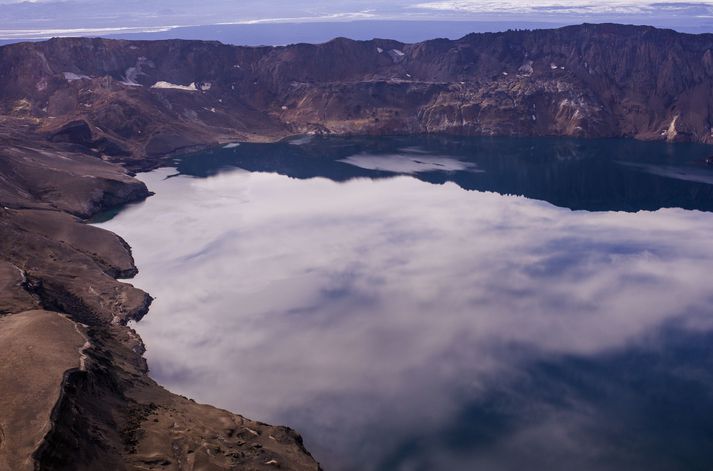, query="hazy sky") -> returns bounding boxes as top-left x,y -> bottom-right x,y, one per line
2,0 -> 713,40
